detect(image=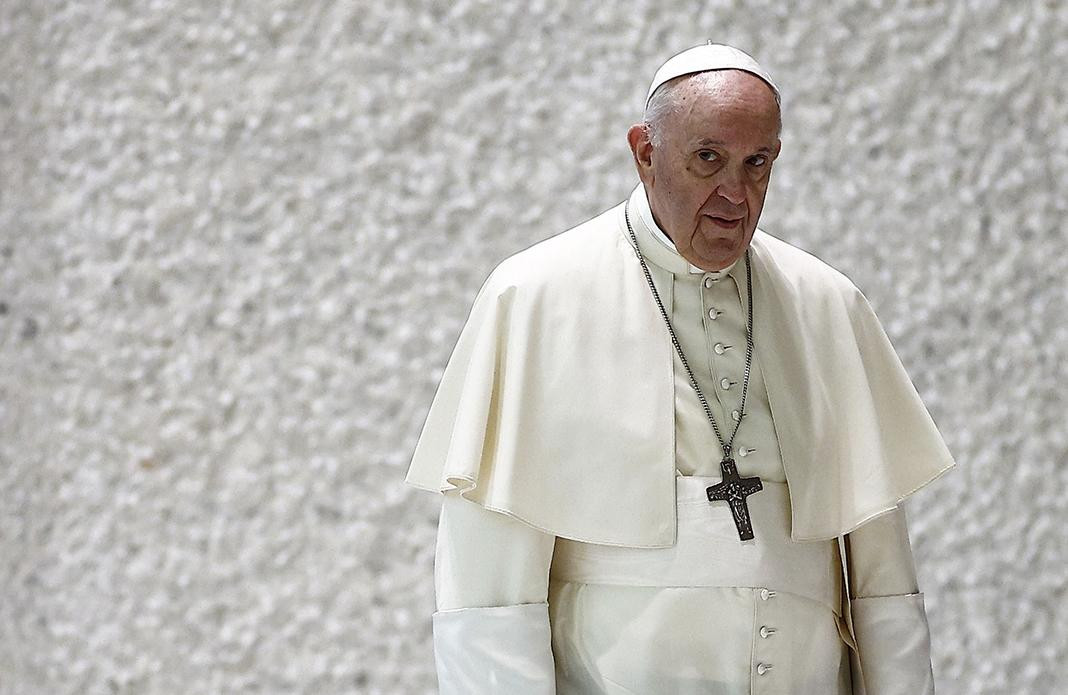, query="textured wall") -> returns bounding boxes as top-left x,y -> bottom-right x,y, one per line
1,1 -> 1065,694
